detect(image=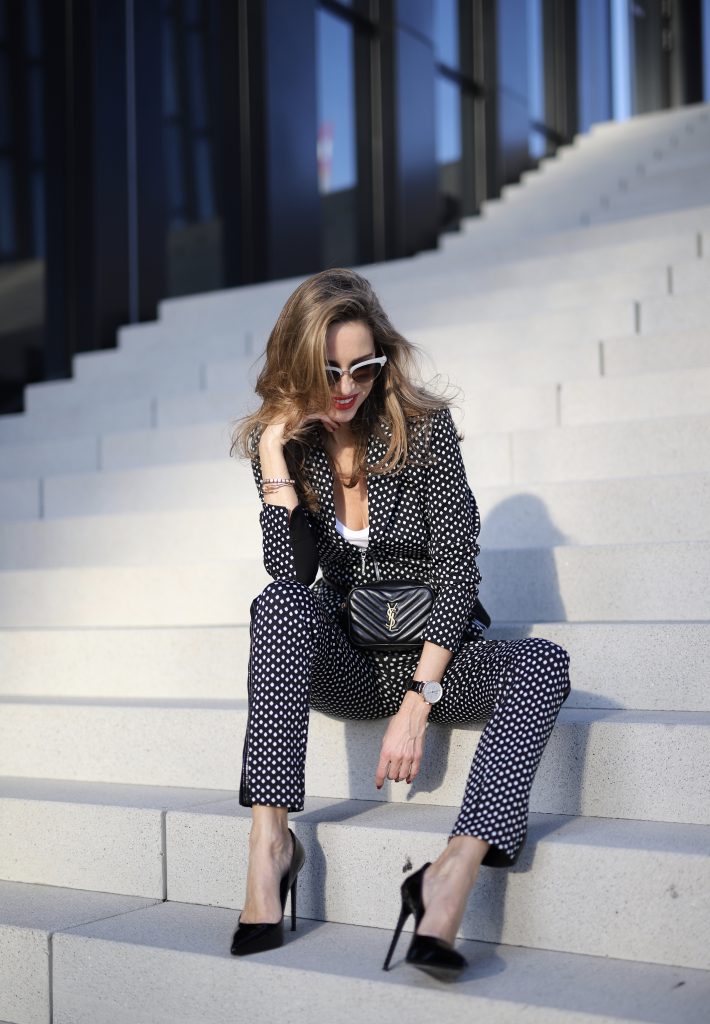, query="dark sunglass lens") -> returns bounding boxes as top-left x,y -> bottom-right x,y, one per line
351,364 -> 381,384
325,366 -> 341,386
